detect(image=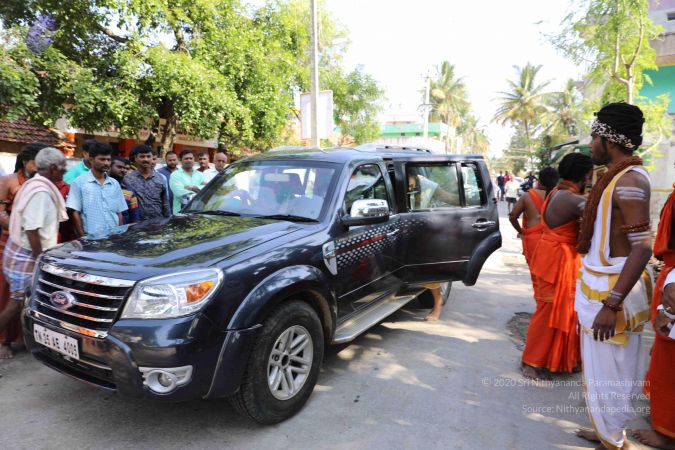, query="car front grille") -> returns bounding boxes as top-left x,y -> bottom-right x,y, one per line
32,263 -> 135,338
